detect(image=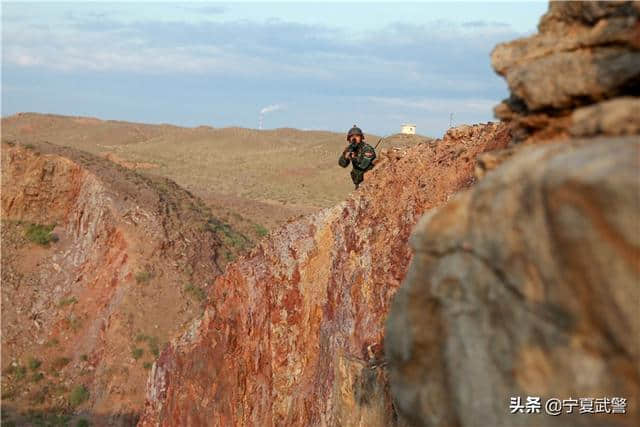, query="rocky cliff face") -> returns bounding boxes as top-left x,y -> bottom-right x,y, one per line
386,137 -> 639,427
138,123 -> 511,426
1,141 -> 246,424
492,0 -> 640,142
386,2 -> 640,426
